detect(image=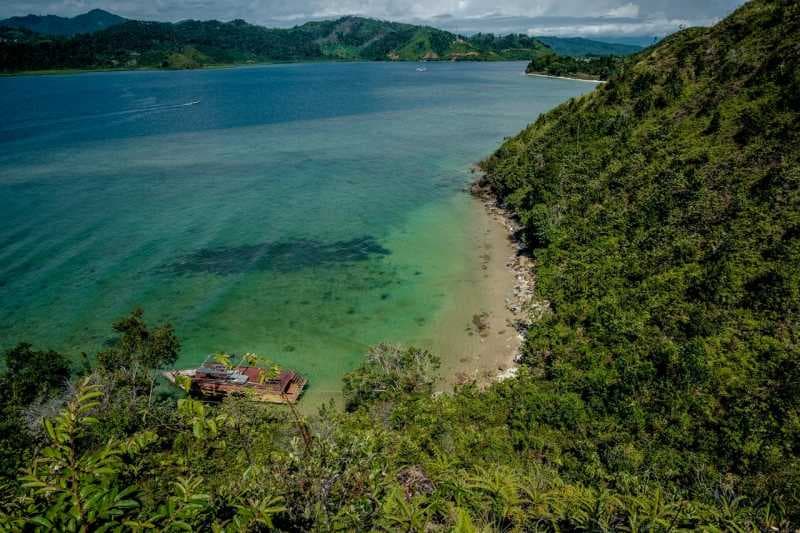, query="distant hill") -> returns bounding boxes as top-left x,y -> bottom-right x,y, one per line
0,9 -> 126,36
0,15 -> 552,72
525,54 -> 623,80
535,36 -> 642,56
587,35 -> 661,47
297,17 -> 549,61
0,9 -> 651,73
